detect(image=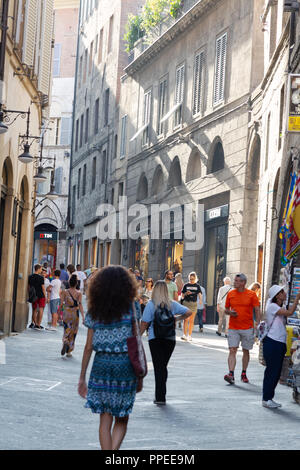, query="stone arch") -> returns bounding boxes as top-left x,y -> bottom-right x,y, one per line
137,173 -> 148,201
35,200 -> 64,228
207,137 -> 225,174
186,147 -> 202,182
248,134 -> 261,185
19,175 -> 29,205
151,165 -> 164,196
1,156 -> 13,188
168,156 -> 182,188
